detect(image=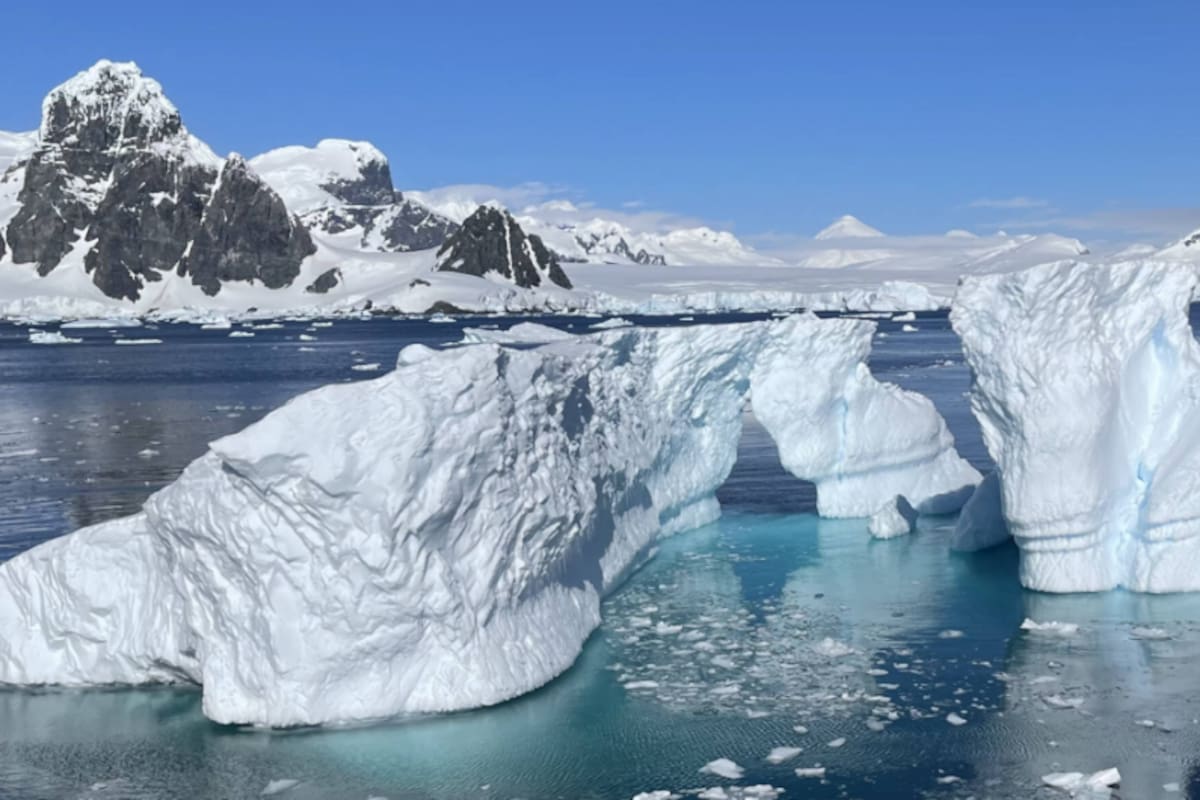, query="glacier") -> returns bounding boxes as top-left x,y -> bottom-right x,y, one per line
952,259 -> 1200,592
0,316 -> 977,726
